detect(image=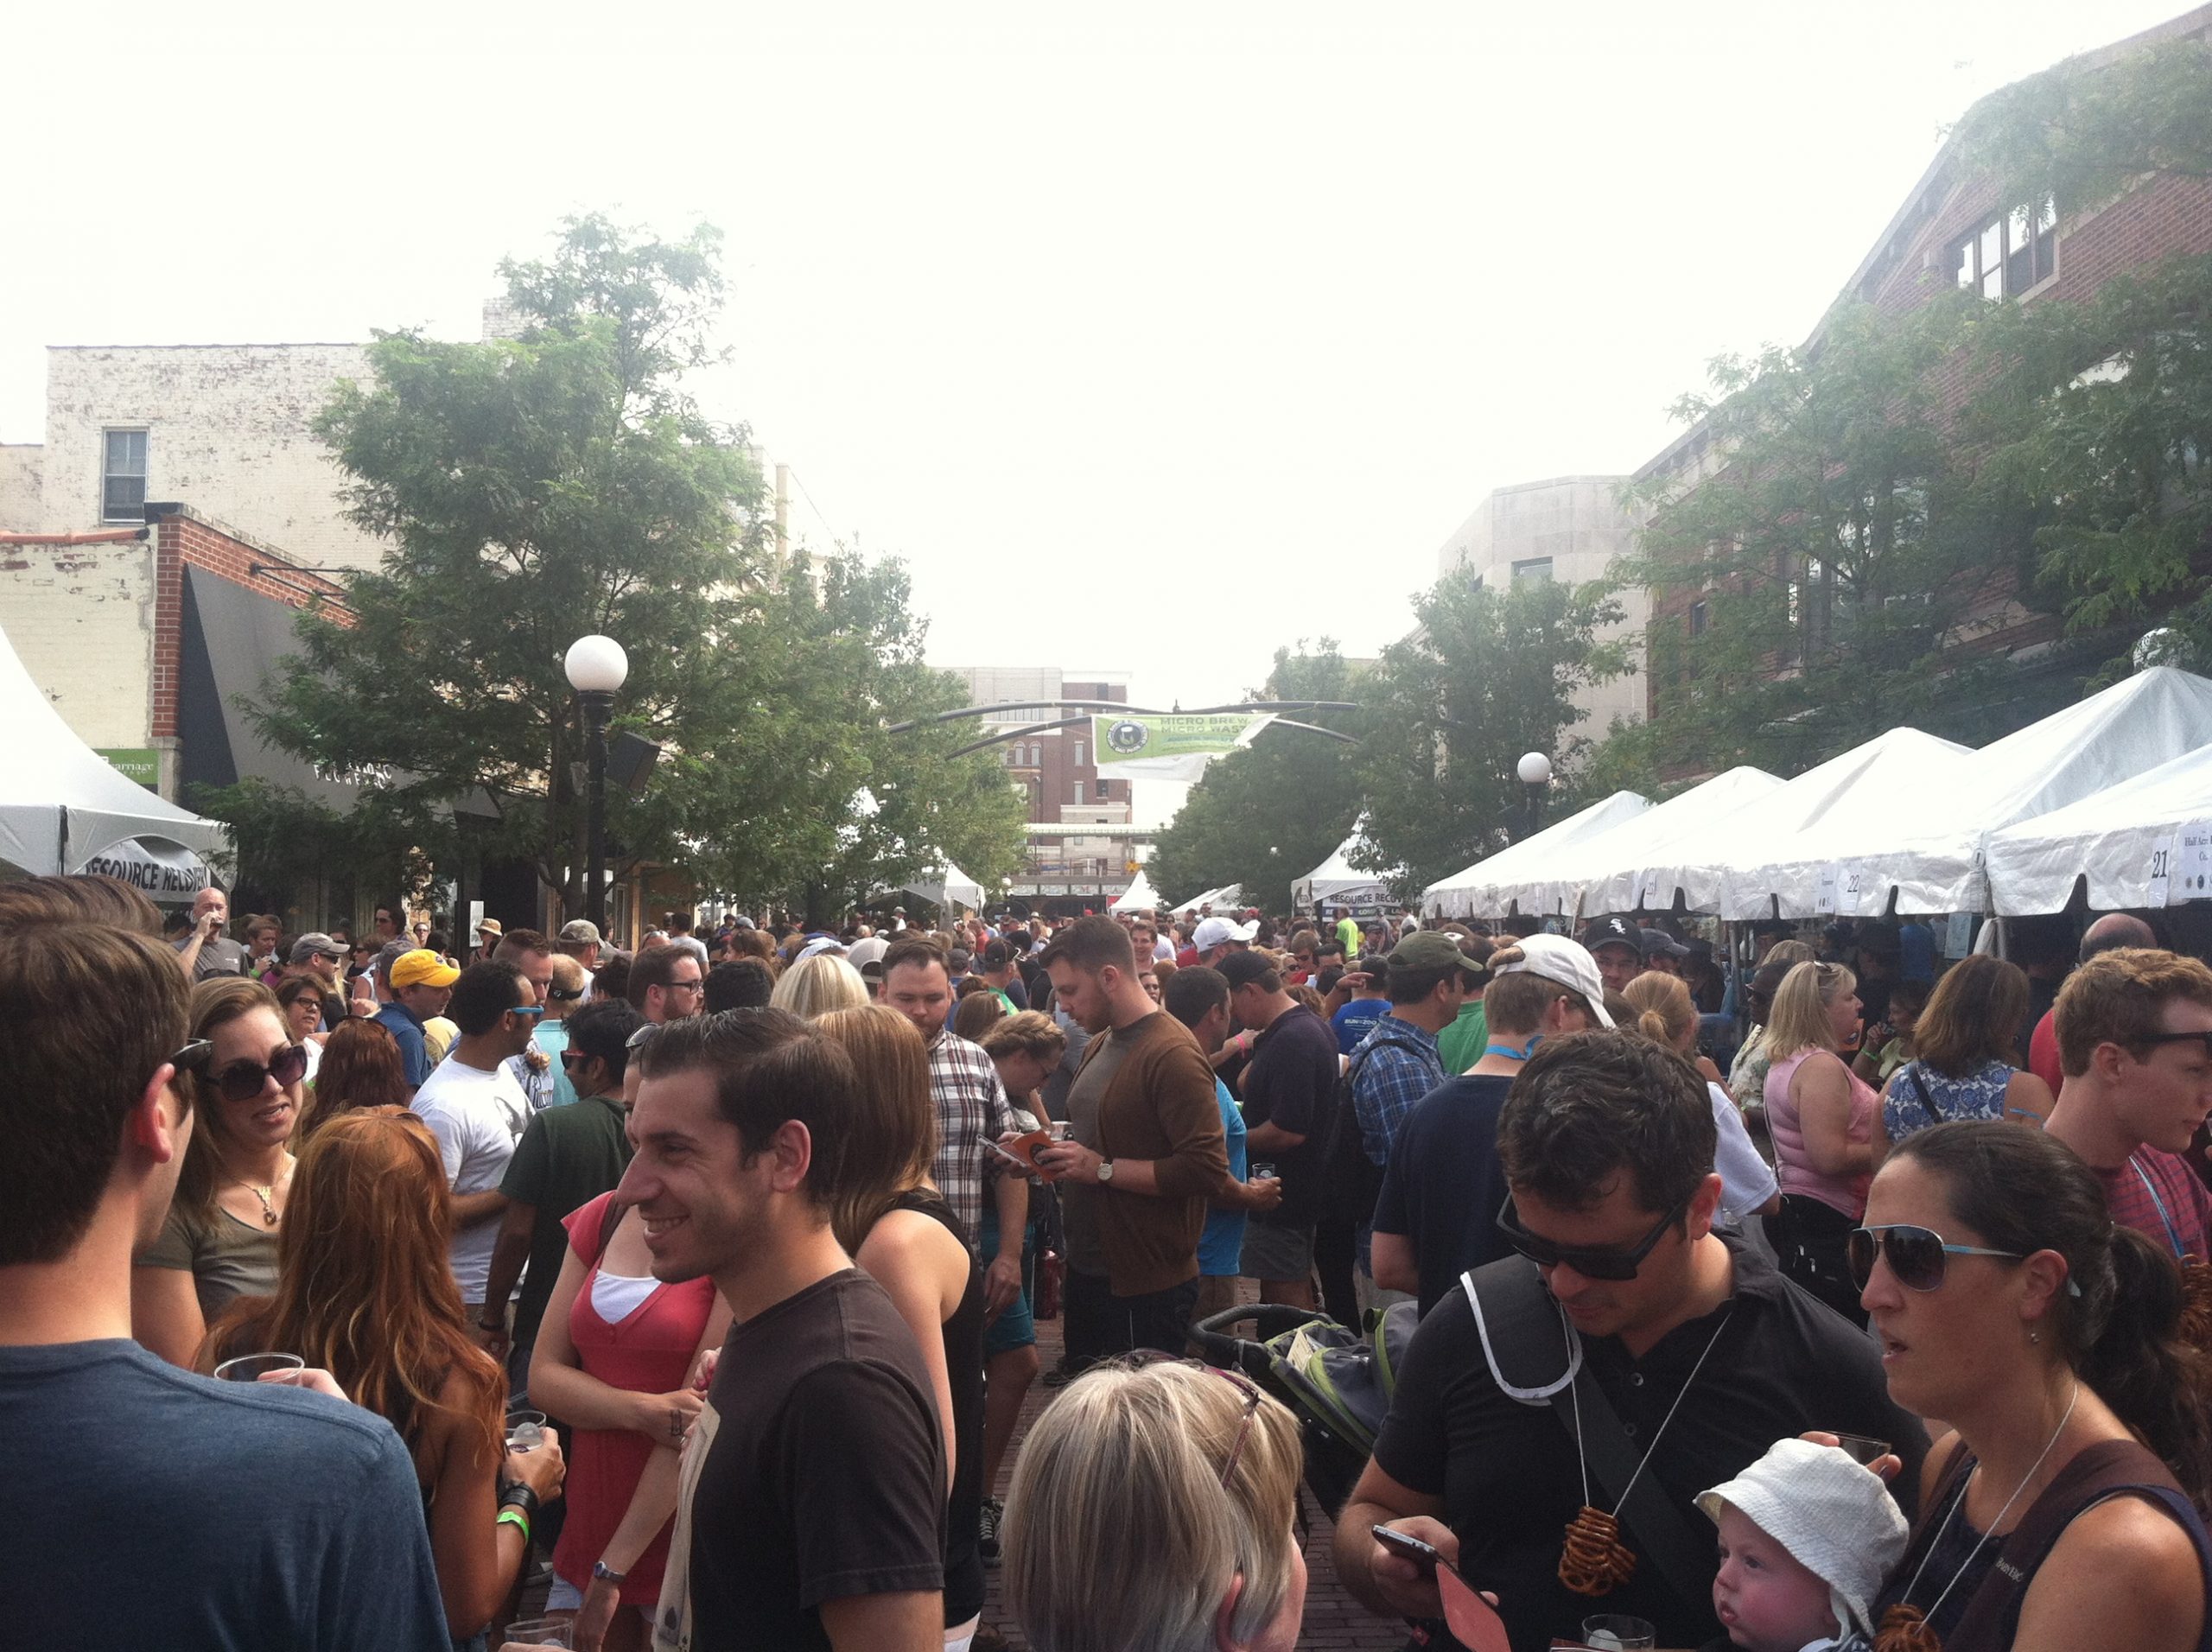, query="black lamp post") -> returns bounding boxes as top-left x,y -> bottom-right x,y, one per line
1516,751 -> 1552,842
564,634 -> 629,929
